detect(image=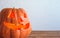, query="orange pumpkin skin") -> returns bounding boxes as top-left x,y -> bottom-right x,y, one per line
0,8 -> 32,38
